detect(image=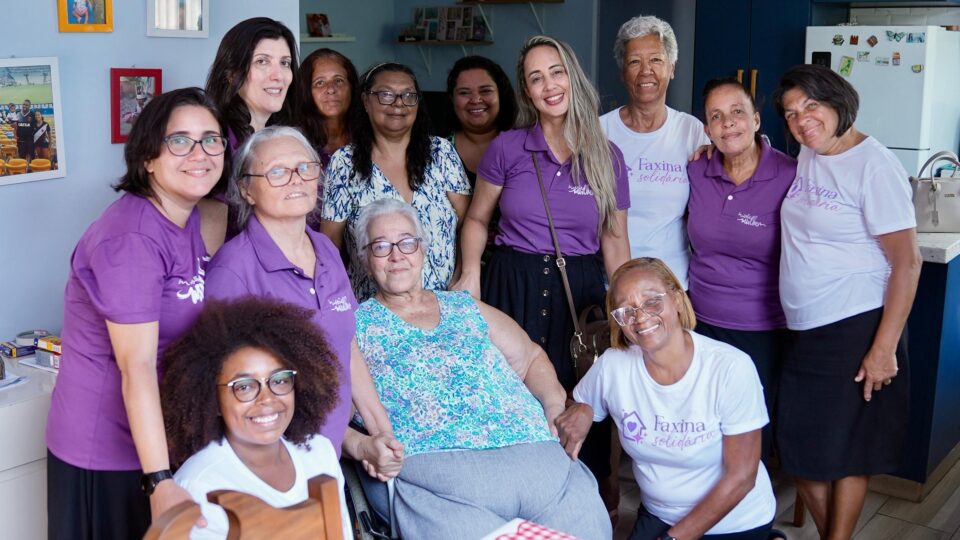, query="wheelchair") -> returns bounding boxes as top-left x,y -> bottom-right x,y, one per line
341,456 -> 398,540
